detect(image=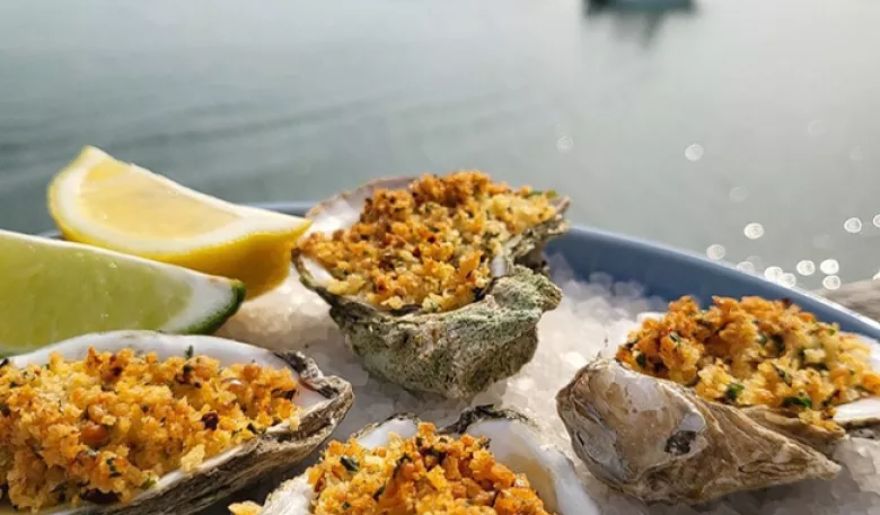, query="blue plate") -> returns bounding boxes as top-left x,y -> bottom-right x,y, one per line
264,201 -> 880,339
41,200 -> 880,339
